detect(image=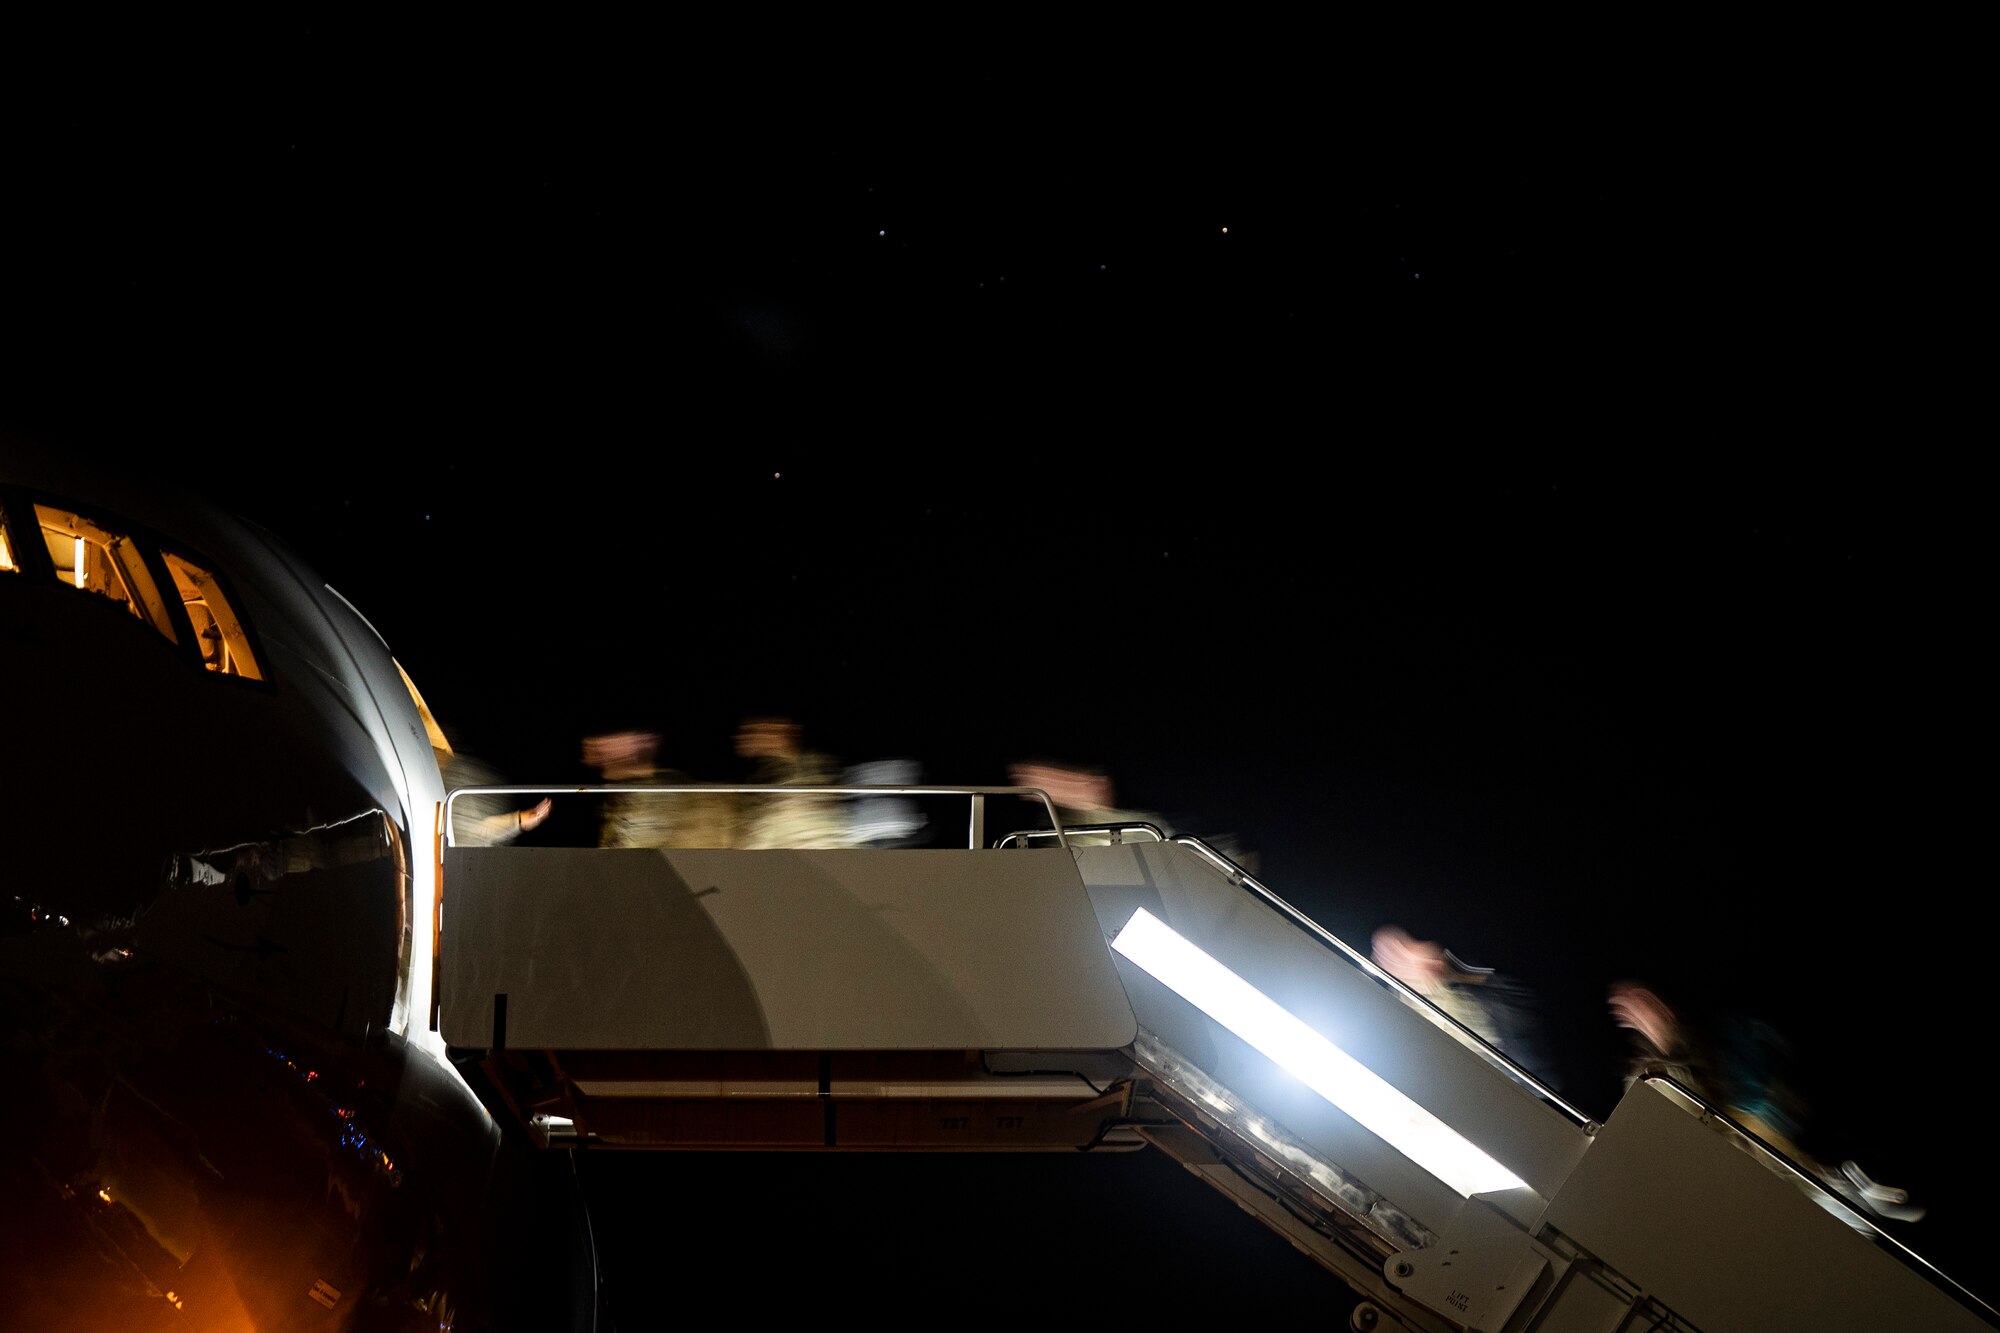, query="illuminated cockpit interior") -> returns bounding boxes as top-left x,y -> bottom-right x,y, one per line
11,497 -> 265,681
160,547 -> 262,679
